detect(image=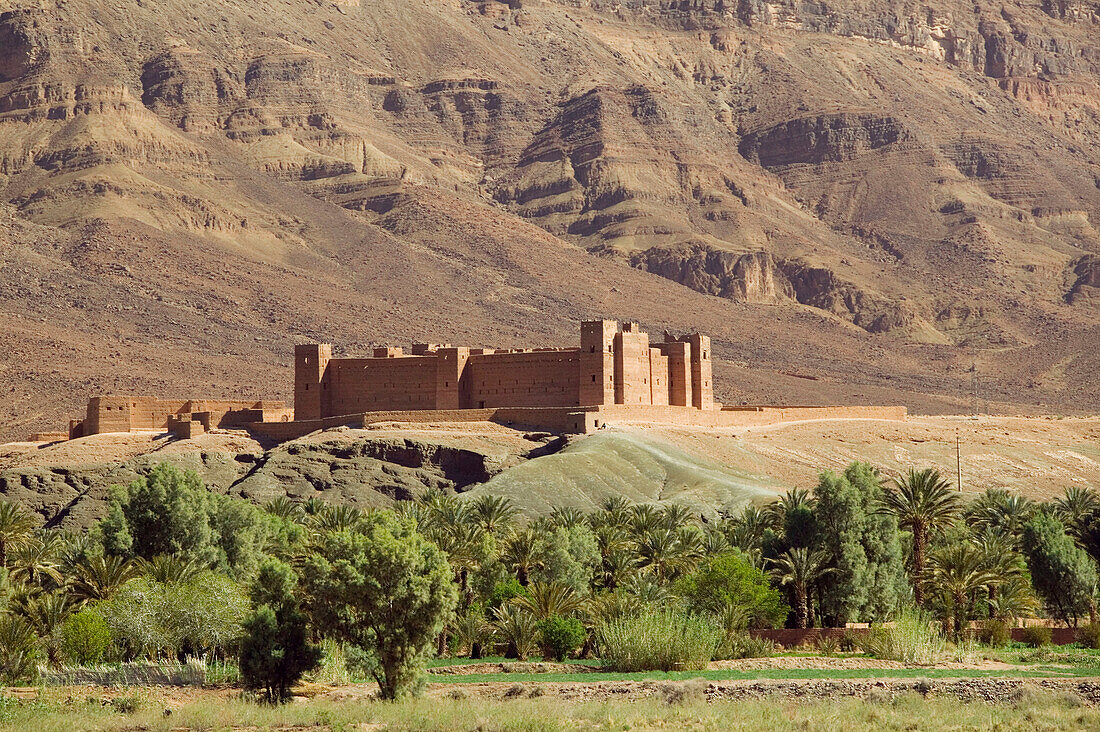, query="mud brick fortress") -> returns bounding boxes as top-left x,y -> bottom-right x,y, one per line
294,321 -> 715,419
54,321 -> 905,442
